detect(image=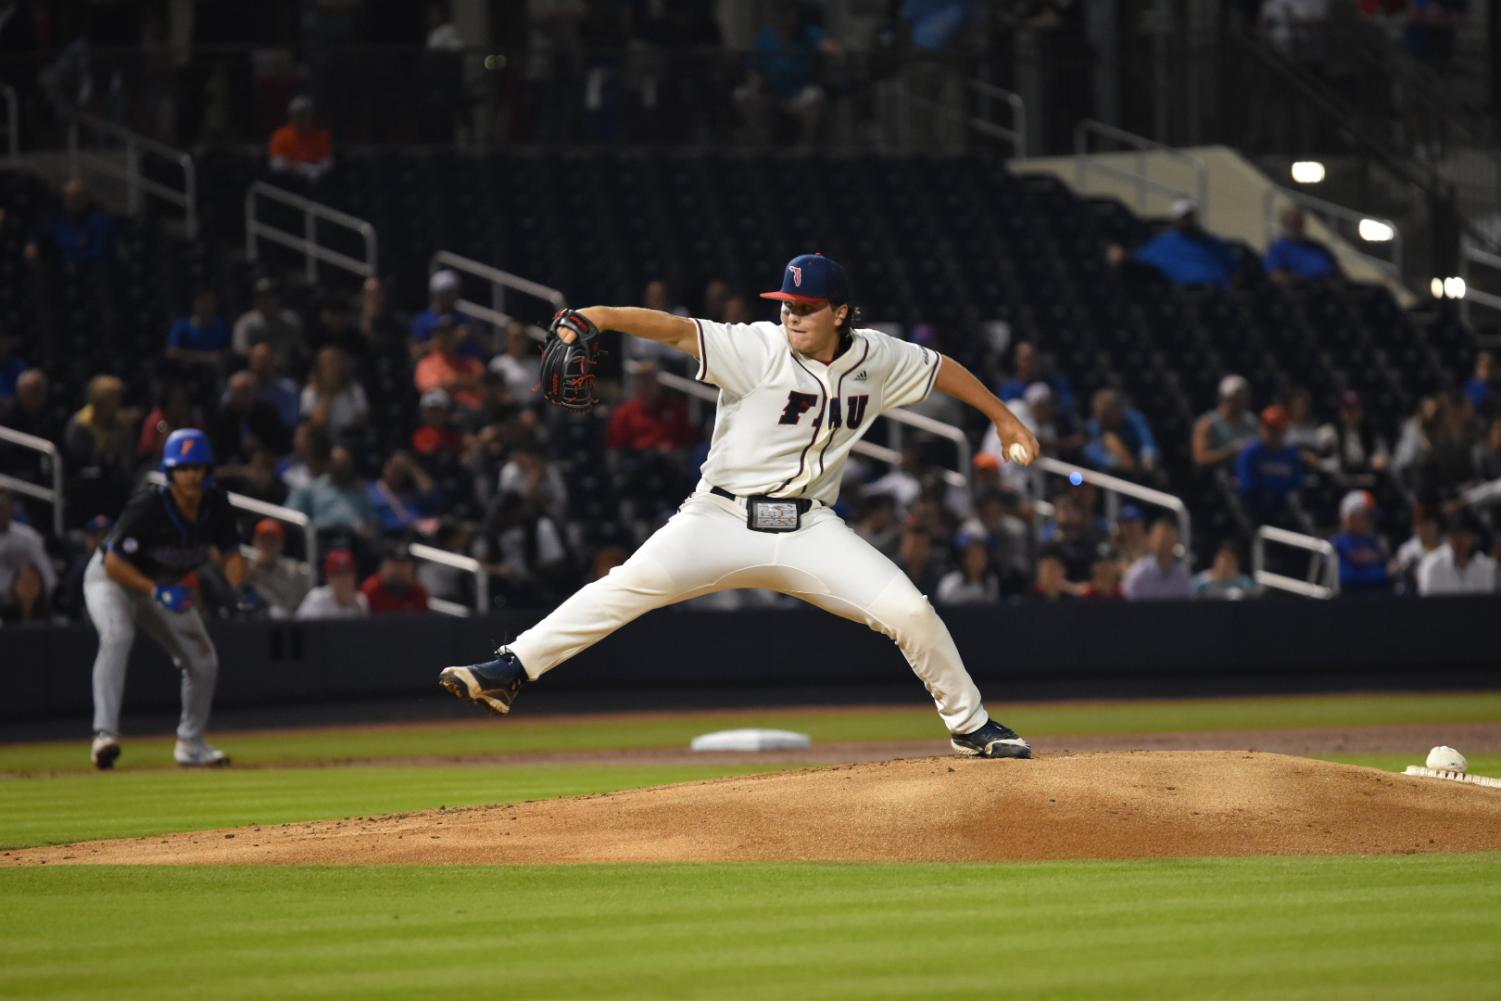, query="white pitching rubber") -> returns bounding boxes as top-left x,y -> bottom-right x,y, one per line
1403,766 -> 1501,789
